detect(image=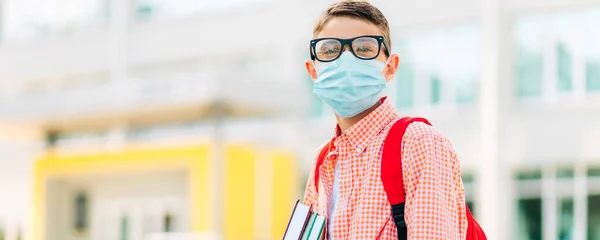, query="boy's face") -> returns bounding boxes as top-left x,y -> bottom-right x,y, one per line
305,16 -> 400,82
